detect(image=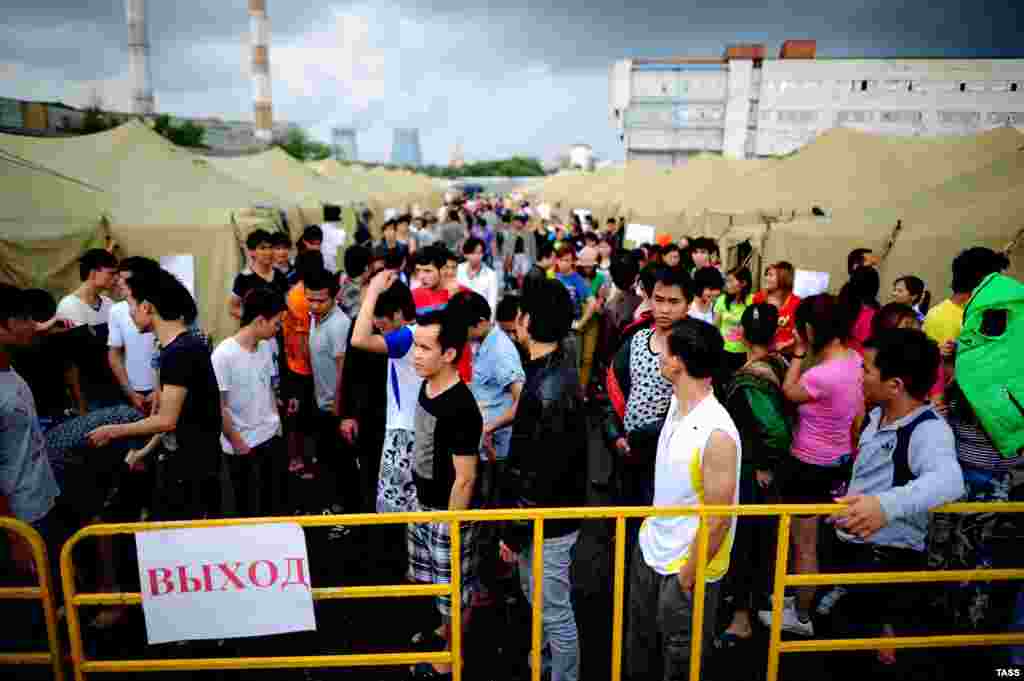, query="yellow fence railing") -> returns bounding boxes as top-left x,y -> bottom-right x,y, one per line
0,517 -> 64,681
57,502 -> 1024,681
